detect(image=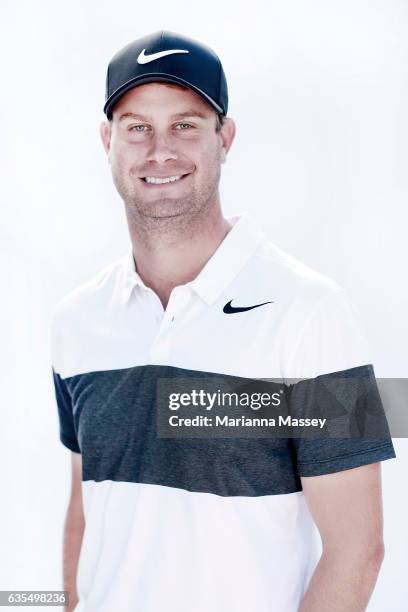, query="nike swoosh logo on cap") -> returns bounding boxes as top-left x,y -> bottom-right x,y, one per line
223,300 -> 274,314
137,49 -> 189,64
